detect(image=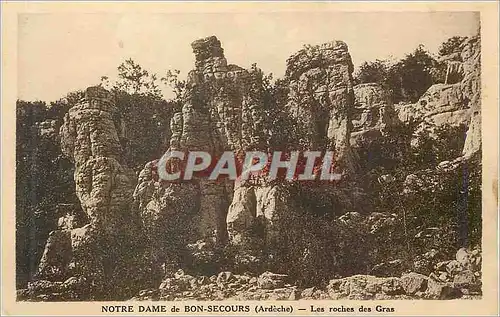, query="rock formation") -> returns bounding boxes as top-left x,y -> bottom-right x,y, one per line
32,86 -> 149,300
284,40 -> 357,173
351,83 -> 399,147
226,40 -> 363,267
460,36 -> 481,157
21,34 -> 482,301
394,35 -> 481,154
59,86 -> 138,234
135,36 -> 269,253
